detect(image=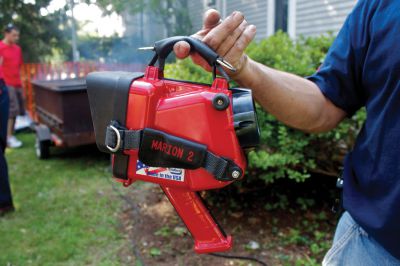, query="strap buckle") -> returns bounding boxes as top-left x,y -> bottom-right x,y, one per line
106,125 -> 122,153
